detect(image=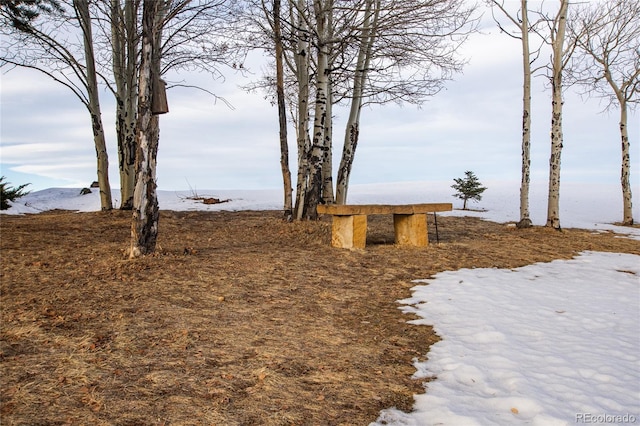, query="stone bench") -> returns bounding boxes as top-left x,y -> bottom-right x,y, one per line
316,203 -> 453,249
